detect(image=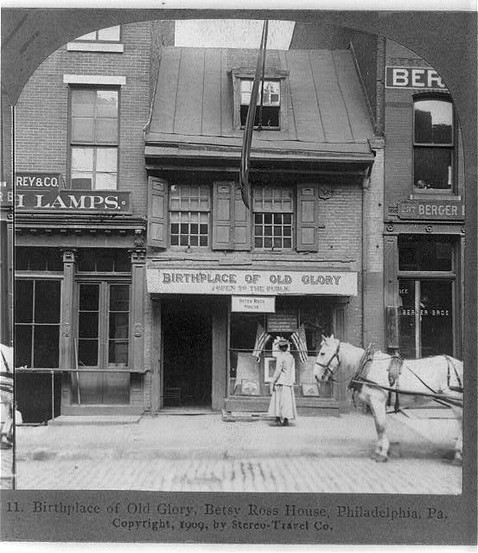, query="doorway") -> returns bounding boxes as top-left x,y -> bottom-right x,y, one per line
161,297 -> 212,408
